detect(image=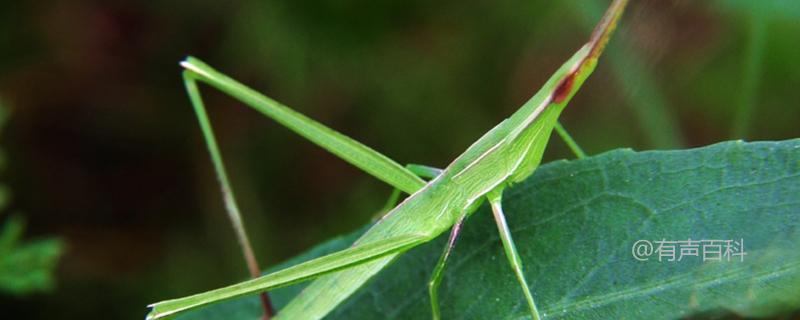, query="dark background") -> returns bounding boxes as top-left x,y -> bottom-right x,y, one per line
0,0 -> 798,318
